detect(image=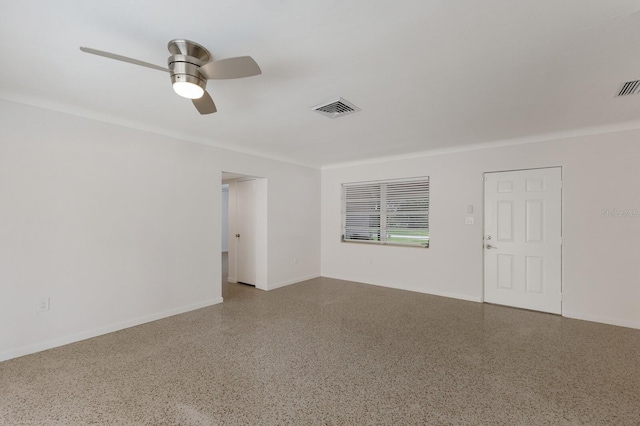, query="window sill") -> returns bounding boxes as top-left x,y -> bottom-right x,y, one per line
341,239 -> 429,248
